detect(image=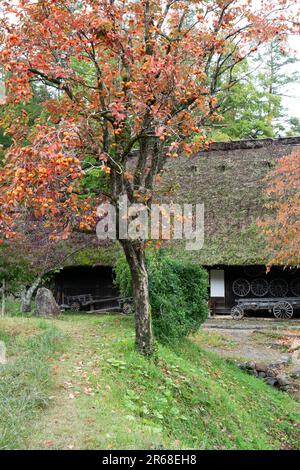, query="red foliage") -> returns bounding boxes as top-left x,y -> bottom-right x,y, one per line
0,0 -> 299,242
259,150 -> 300,266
